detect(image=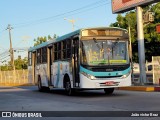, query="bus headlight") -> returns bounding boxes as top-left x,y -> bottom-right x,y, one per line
120,72 -> 130,79
81,72 -> 96,80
